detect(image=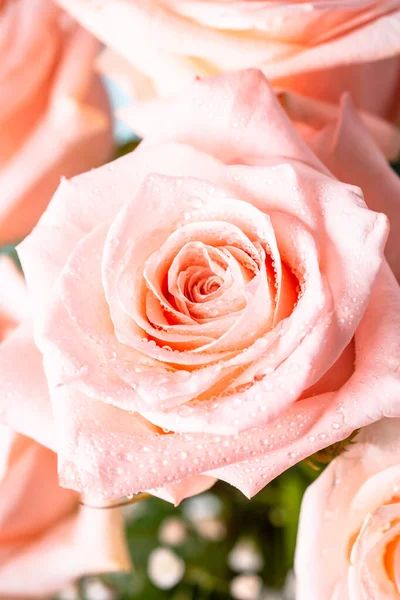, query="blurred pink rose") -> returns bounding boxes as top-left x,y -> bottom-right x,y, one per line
18,70 -> 400,503
296,418 -> 400,599
57,0 -> 400,119
0,258 -> 130,597
0,0 -> 114,246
